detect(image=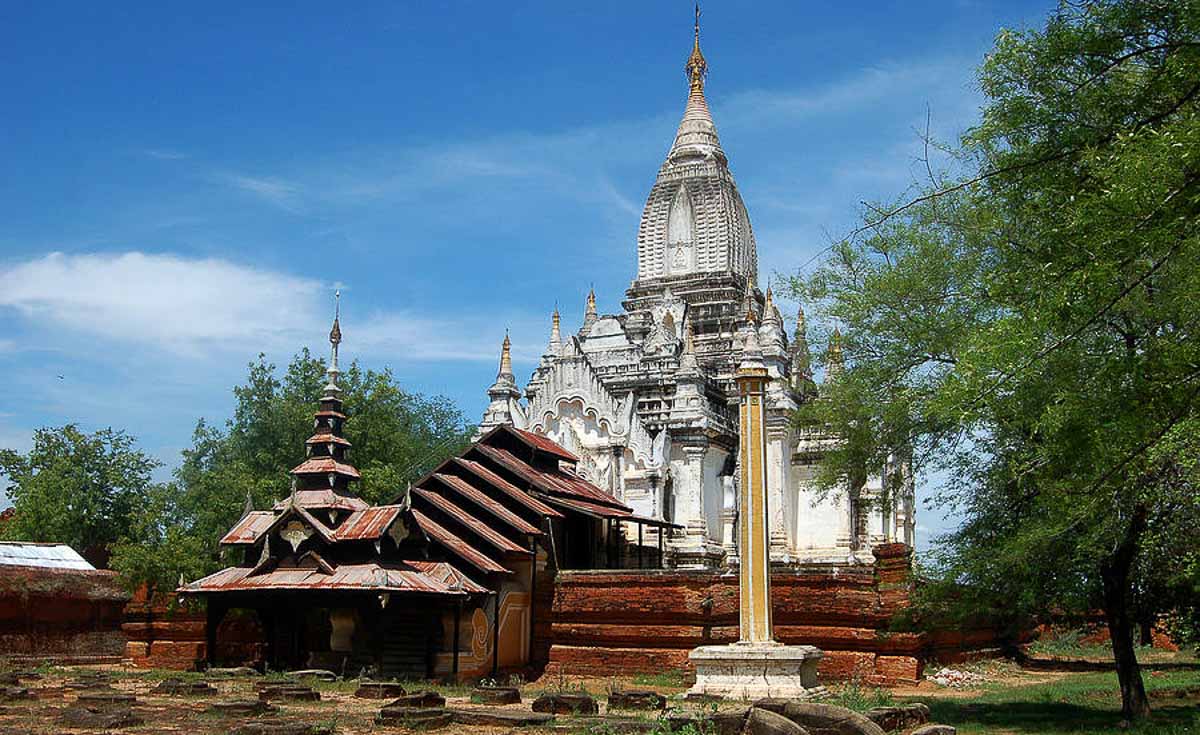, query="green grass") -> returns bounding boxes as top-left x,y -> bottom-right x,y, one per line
632,670 -> 689,689
901,667 -> 1200,734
